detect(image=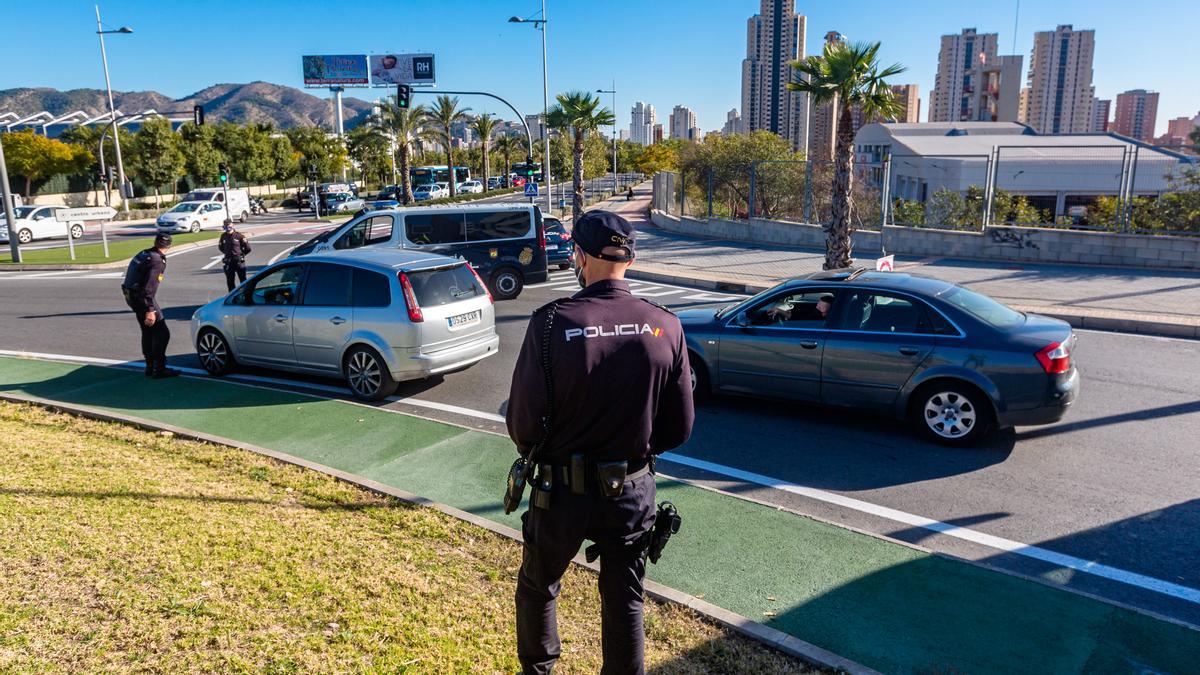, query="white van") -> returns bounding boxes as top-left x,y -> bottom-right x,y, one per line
183,187 -> 251,223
